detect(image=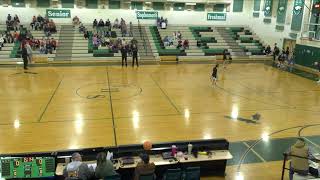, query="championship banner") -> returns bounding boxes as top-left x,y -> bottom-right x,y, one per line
291,0 -> 305,31
276,0 -> 288,24
264,0 -> 273,17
